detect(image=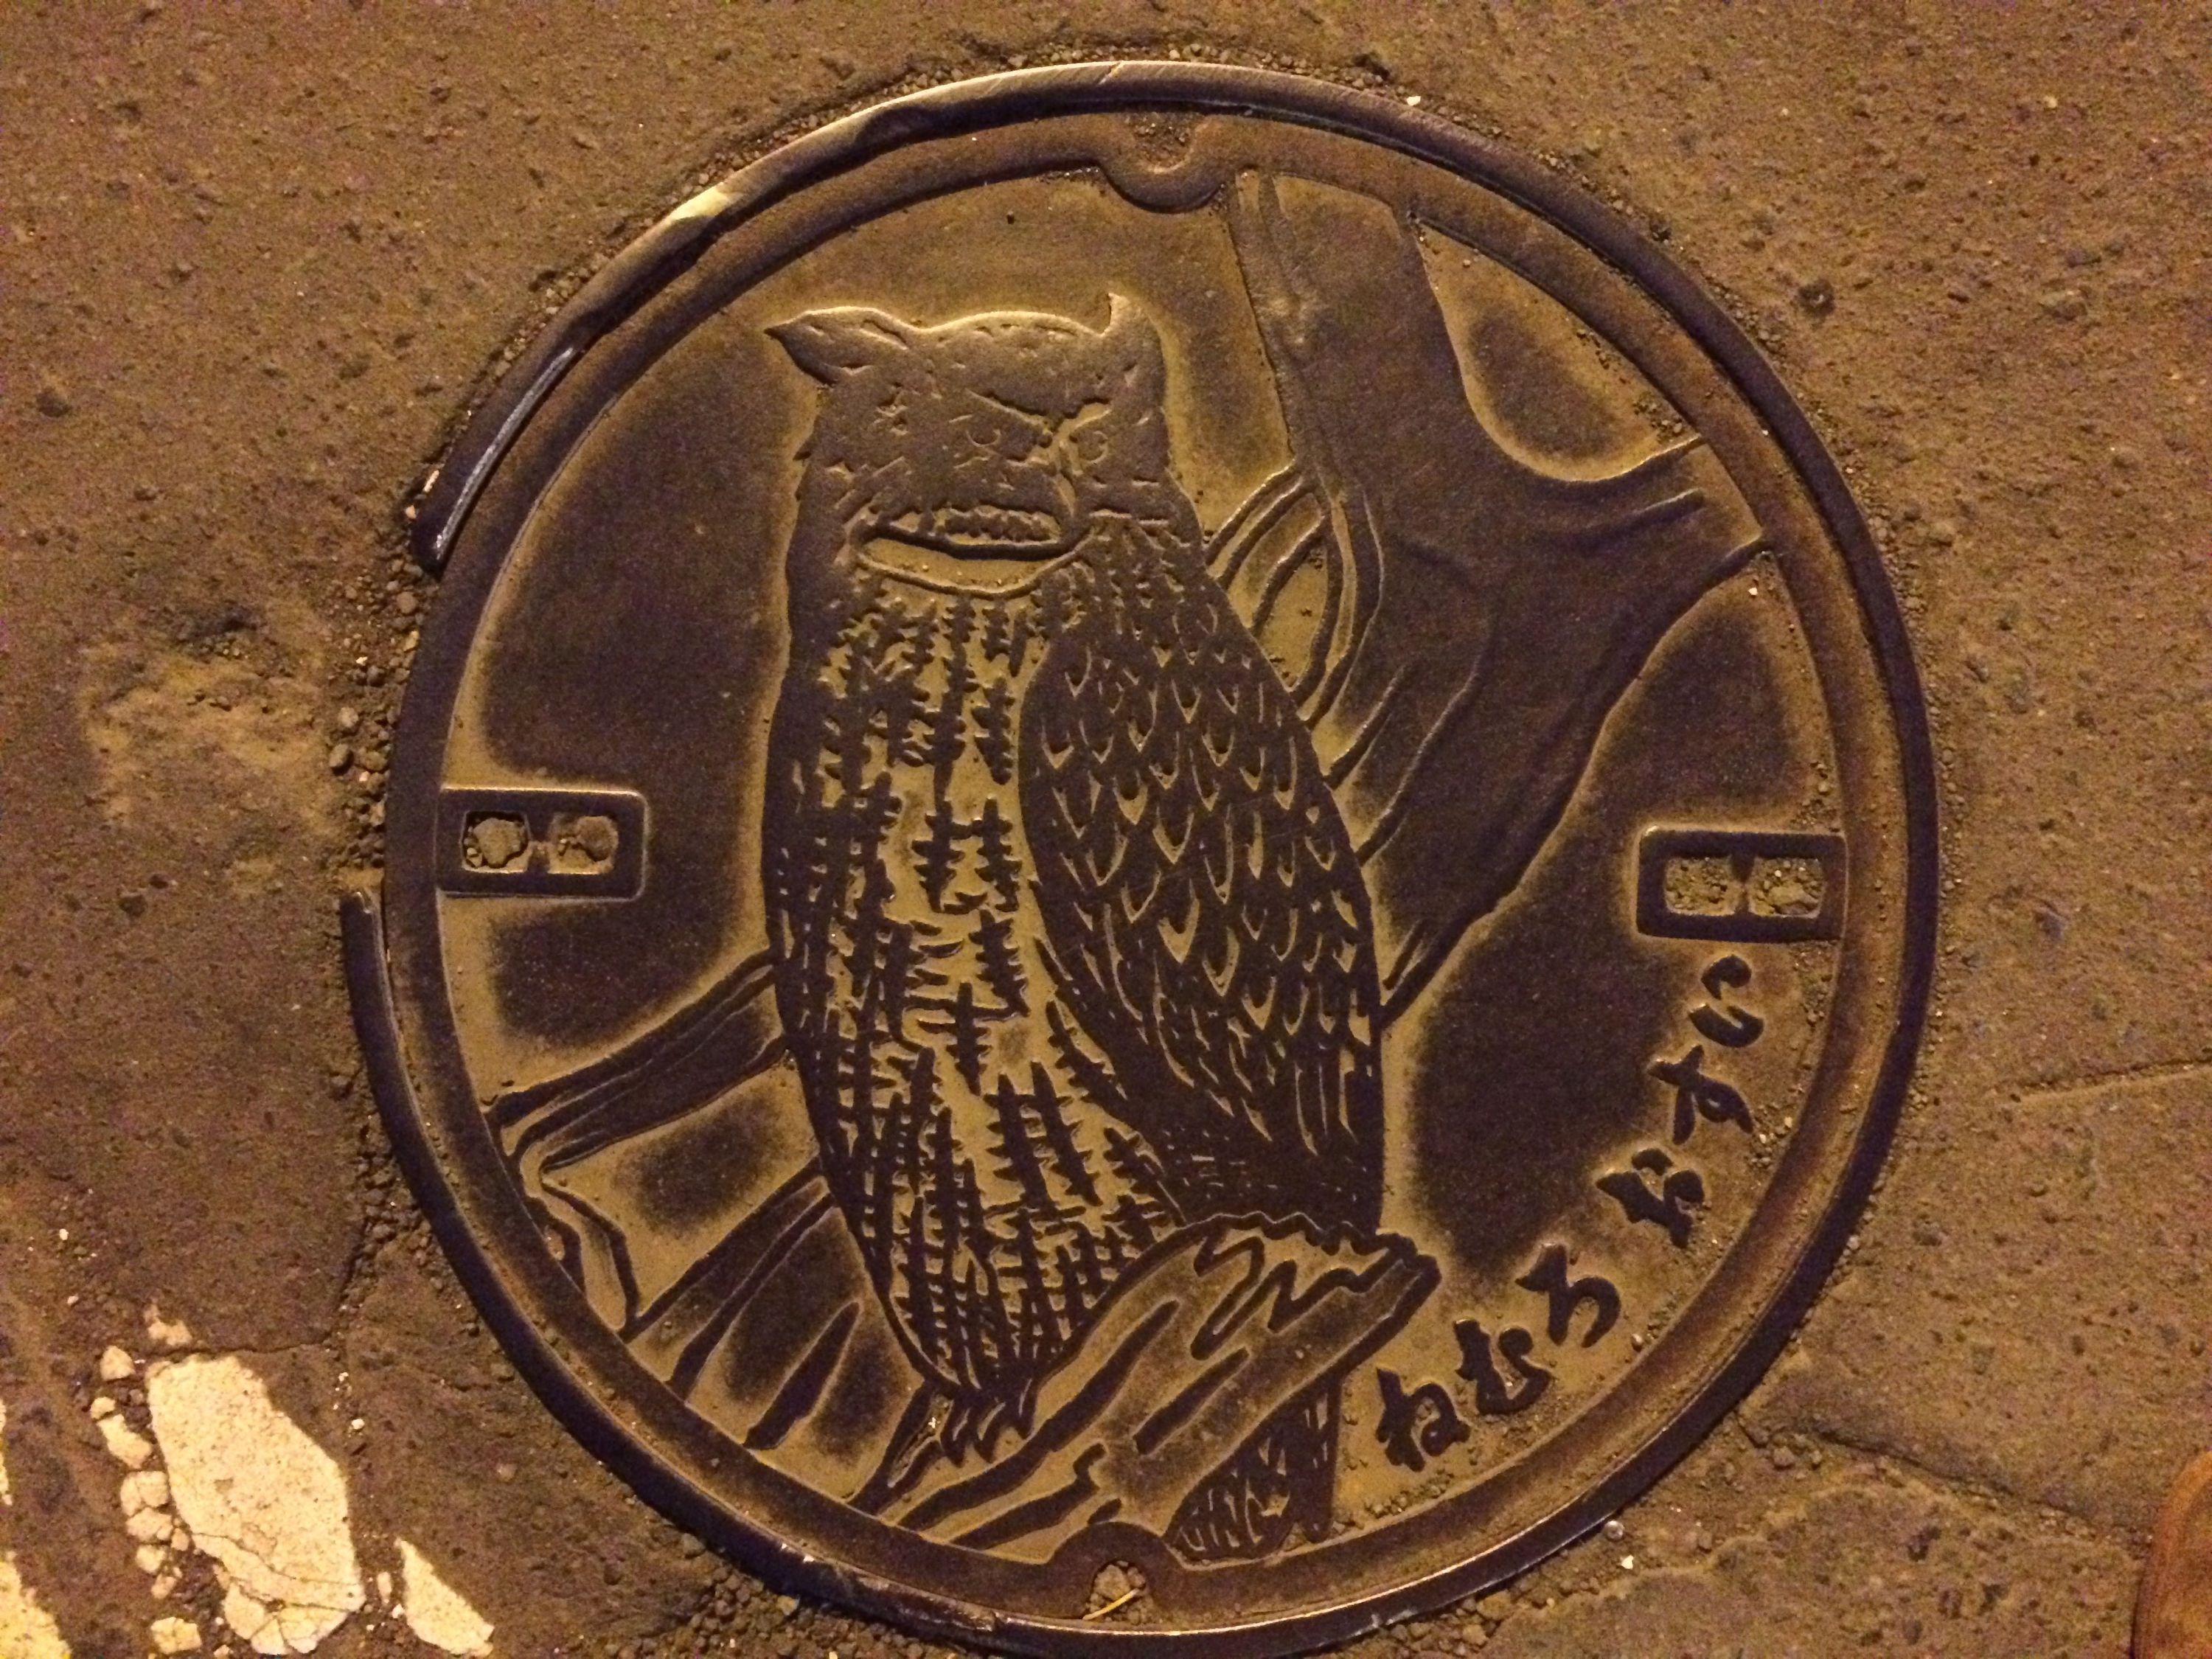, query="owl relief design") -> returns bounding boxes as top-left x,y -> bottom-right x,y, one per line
759,299 -> 1426,1561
